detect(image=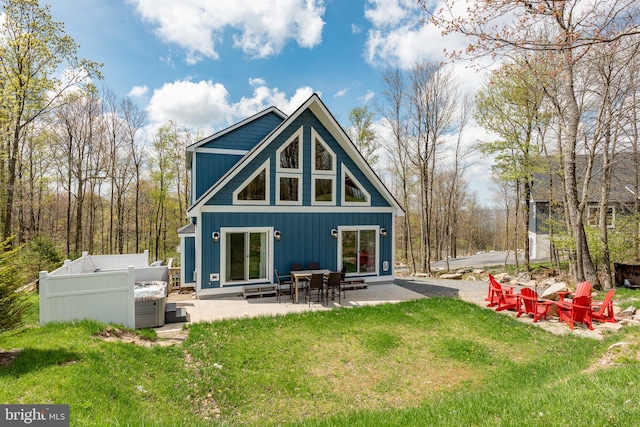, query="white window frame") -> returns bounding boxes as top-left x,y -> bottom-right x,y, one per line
276,126 -> 303,173
233,160 -> 270,205
341,164 -> 370,206
337,226 -> 379,276
587,205 -> 615,229
276,172 -> 303,205
276,127 -> 303,204
311,128 -> 336,206
219,227 -> 273,287
311,128 -> 336,173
